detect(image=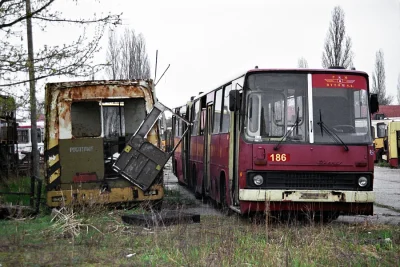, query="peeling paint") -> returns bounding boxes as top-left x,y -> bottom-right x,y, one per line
44,80 -> 161,200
